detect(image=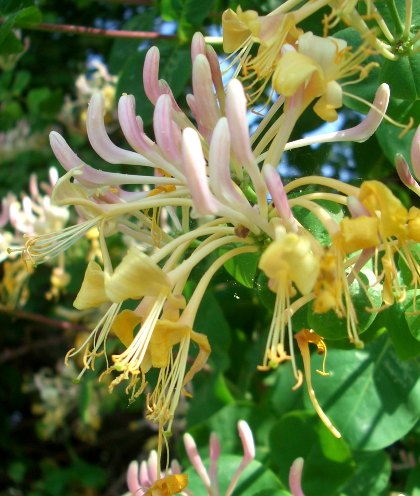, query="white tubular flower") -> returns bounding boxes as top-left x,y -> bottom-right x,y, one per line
285,84 -> 390,150
87,93 -> 153,166
190,54 -> 221,139
181,127 -> 219,217
153,94 -> 183,164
